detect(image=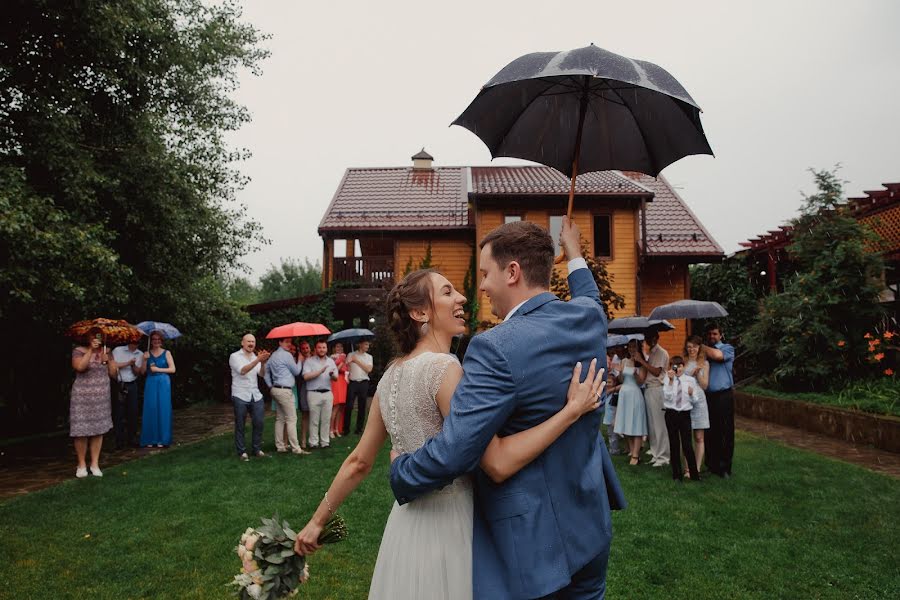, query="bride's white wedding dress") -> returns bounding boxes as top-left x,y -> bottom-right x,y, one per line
368,352 -> 473,600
